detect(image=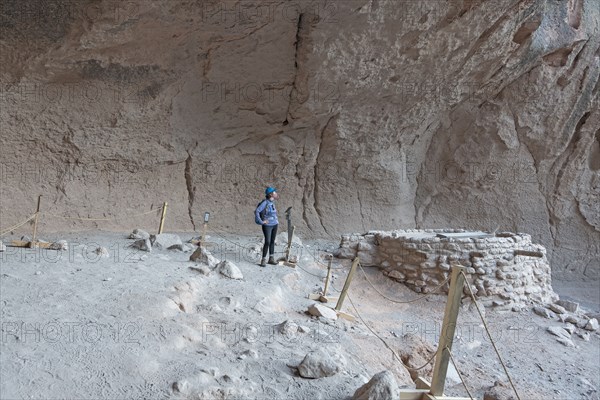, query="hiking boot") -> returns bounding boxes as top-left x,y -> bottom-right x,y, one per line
260,258 -> 267,267
268,256 -> 277,265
